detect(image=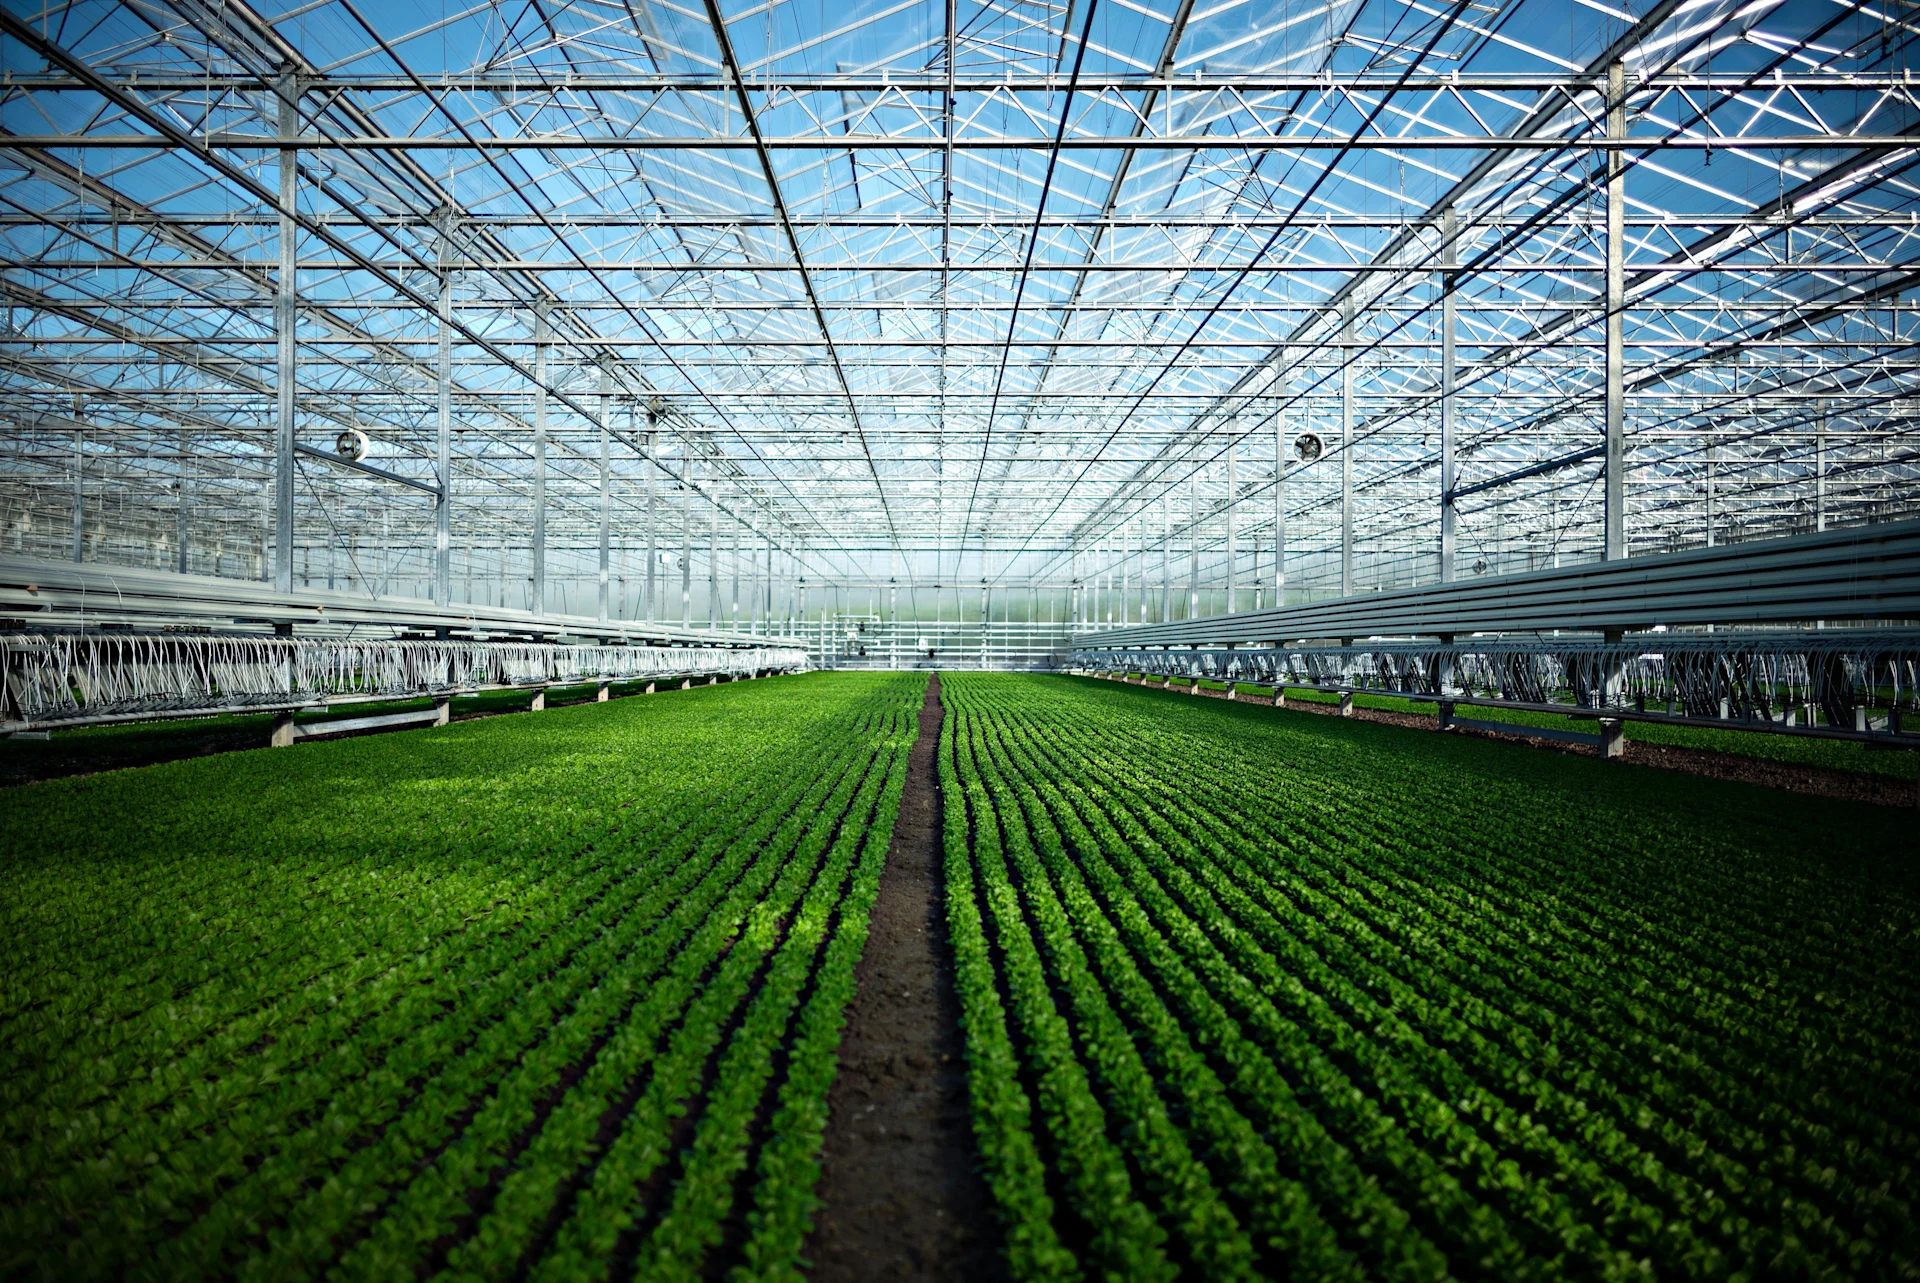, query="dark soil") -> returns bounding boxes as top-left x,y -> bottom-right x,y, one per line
1136,677 -> 1919,809
808,674 -> 1002,1282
